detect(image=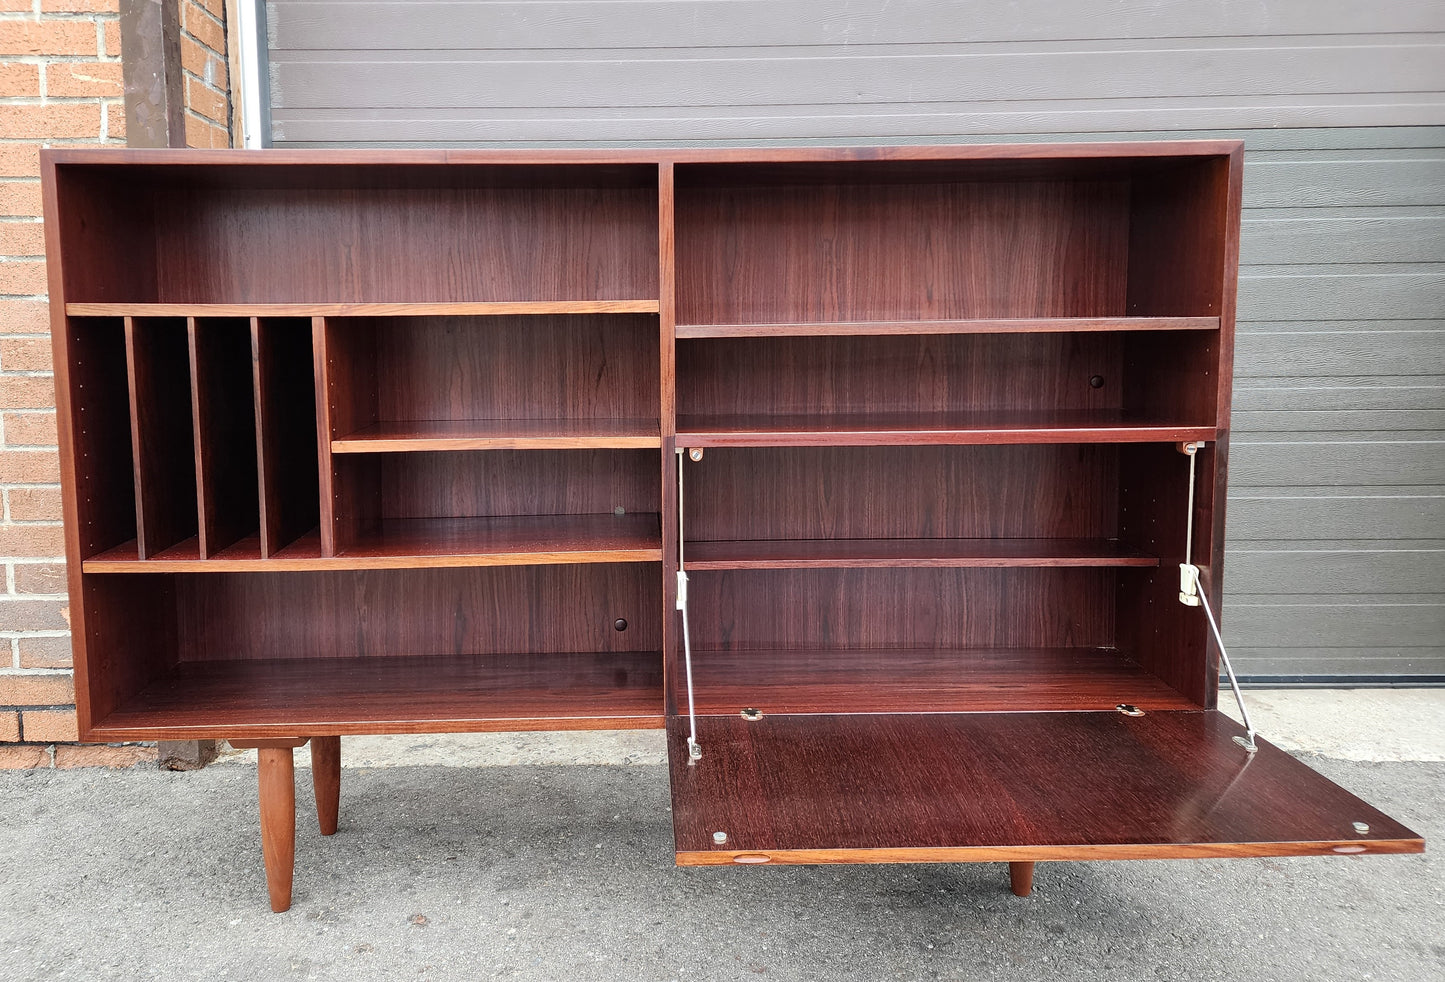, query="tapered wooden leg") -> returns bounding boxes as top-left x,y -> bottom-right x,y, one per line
258,748 -> 297,913
1009,861 -> 1035,897
311,736 -> 340,836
